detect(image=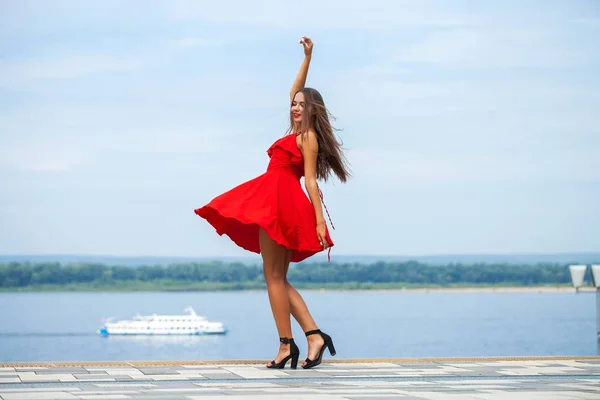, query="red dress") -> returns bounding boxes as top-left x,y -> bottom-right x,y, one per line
194,133 -> 334,262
